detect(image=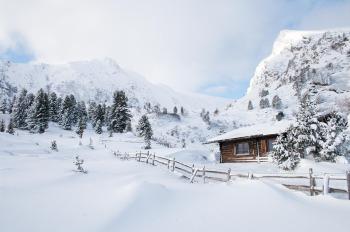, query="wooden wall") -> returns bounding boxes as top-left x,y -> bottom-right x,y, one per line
219,135 -> 277,163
